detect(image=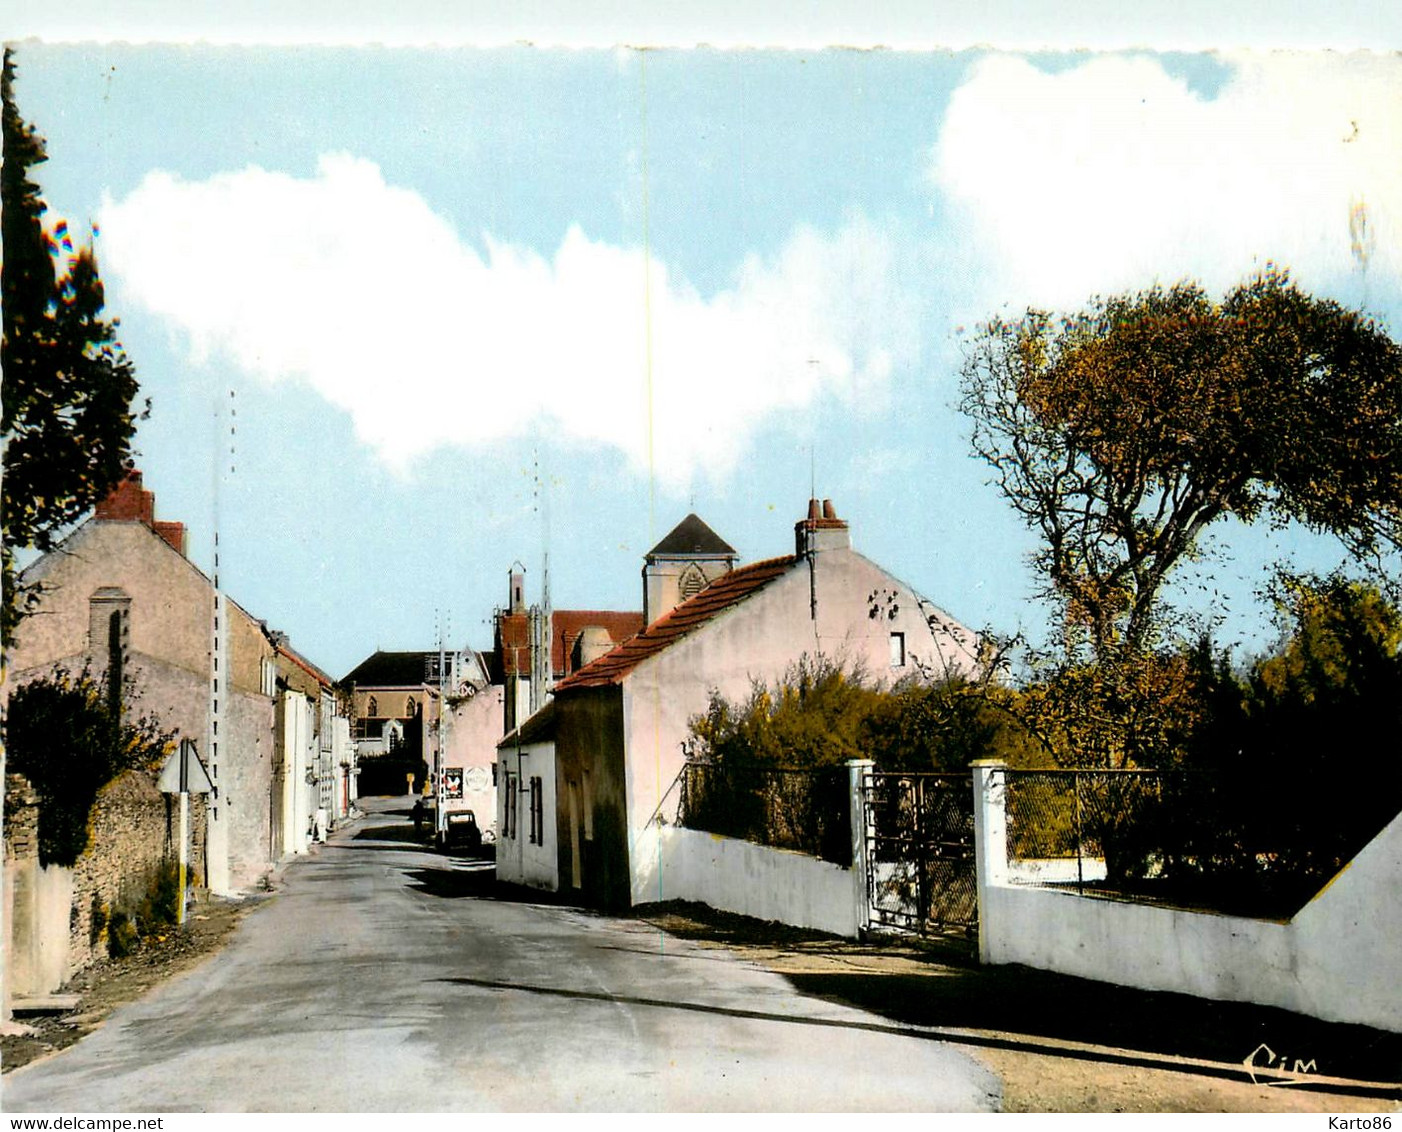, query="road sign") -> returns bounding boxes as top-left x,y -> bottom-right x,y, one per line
157,738 -> 211,928
157,738 -> 214,795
